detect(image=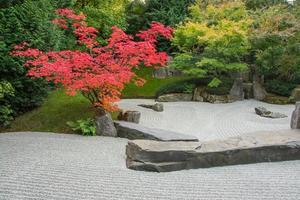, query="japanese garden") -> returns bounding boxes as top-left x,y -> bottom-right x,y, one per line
0,0 -> 300,199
